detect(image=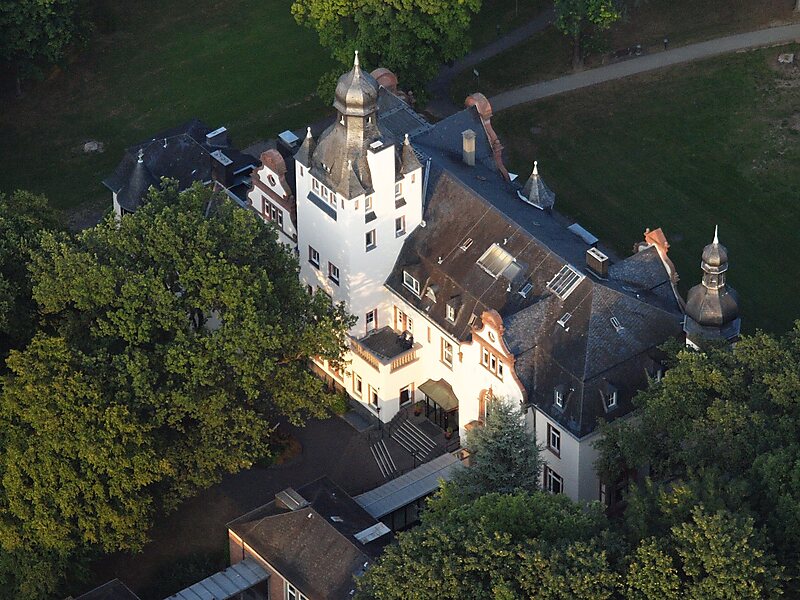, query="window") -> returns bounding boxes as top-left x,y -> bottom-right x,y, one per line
498,362 -> 504,378
403,271 -> 421,296
395,215 -> 406,237
481,346 -> 504,379
395,308 -> 413,333
606,390 -> 618,408
365,309 -> 377,333
610,316 -> 624,332
266,201 -> 284,230
489,354 -> 497,372
441,339 -> 453,367
446,304 -> 455,322
519,282 -> 533,298
365,229 -> 376,251
554,387 -> 564,408
545,467 -> 563,494
547,264 -> 584,300
477,243 -> 517,279
312,179 -> 319,192
308,246 -> 319,268
365,196 -> 373,211
369,386 -> 379,409
395,182 -> 402,197
547,423 -> 561,456
482,348 -> 490,366
286,582 -> 309,600
354,374 -> 363,397
328,262 -> 340,285
399,384 -> 413,406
